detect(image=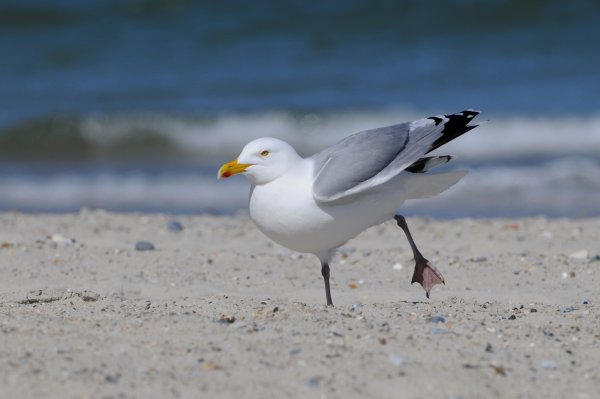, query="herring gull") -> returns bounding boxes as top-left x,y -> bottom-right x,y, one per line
218,110 -> 481,305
